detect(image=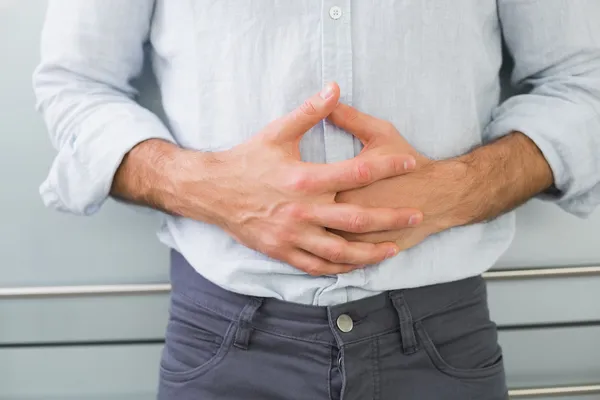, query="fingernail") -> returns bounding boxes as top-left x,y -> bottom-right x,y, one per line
404,158 -> 416,170
386,248 -> 397,259
320,83 -> 334,99
408,214 -> 422,225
